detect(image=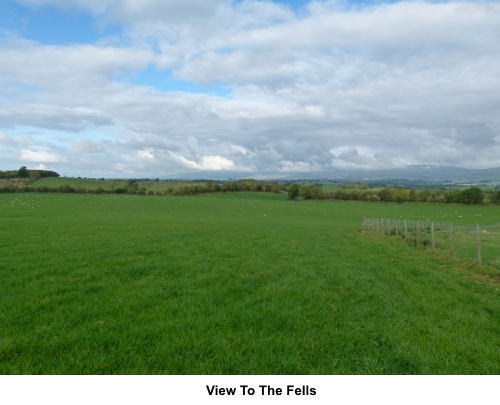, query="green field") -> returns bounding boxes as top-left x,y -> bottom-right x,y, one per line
31,177 -> 128,190
31,177 -> 209,193
1,193 -> 500,374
